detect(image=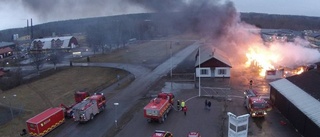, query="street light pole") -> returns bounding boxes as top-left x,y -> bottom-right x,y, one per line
3,94 -> 17,135
114,102 -> 119,128
170,41 -> 173,78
